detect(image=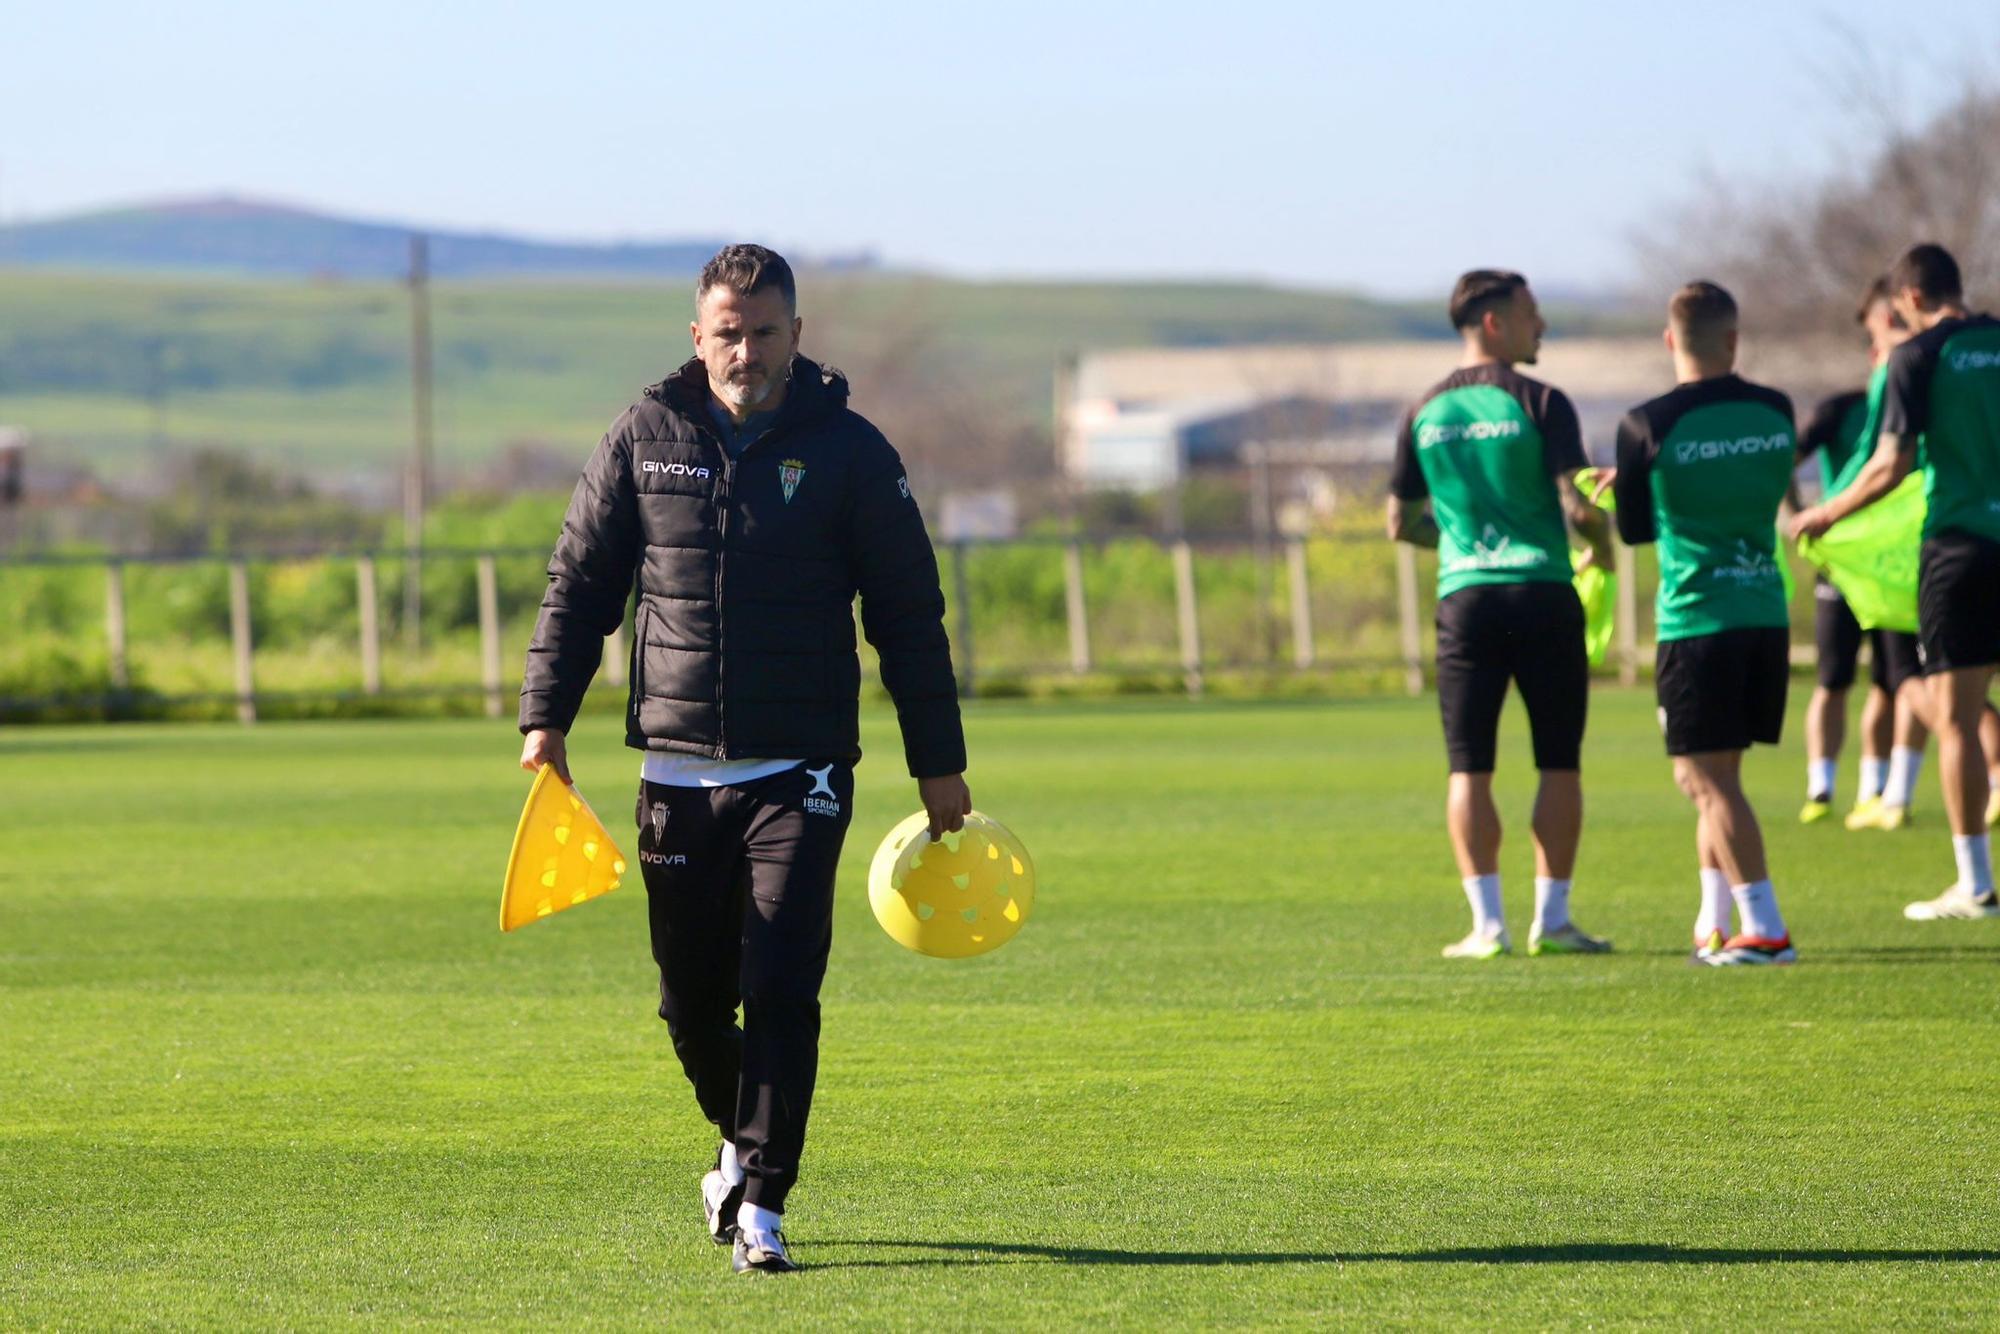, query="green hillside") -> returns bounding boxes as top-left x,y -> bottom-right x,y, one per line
0,270 -> 1638,484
